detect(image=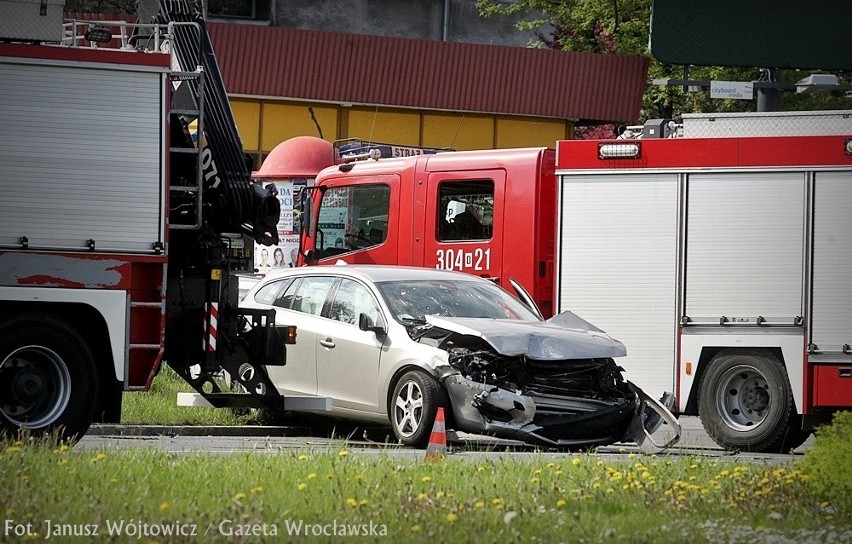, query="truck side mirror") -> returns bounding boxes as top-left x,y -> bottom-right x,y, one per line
358,313 -> 387,335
